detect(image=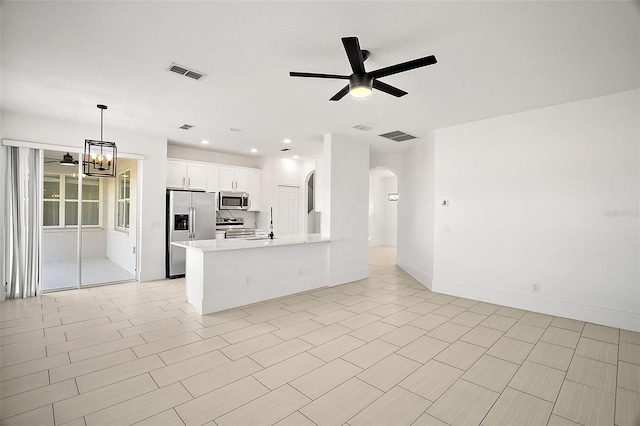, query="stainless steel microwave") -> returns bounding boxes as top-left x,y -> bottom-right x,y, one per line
219,191 -> 250,210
